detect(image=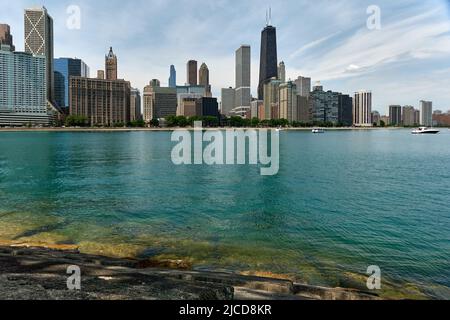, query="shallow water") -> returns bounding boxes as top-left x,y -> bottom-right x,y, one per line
0,130 -> 449,299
